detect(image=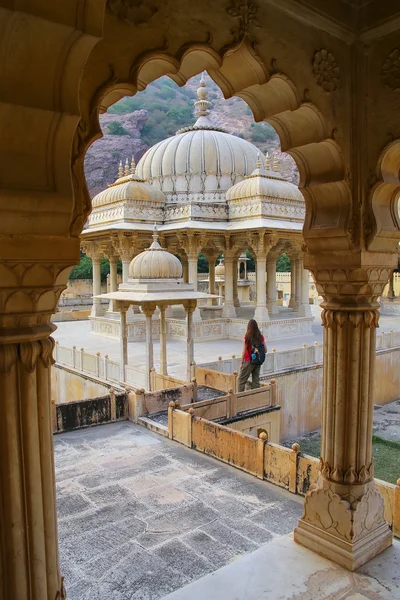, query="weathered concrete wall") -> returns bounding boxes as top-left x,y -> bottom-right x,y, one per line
51,365 -> 111,404
55,392 -> 127,433
222,407 -> 280,443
